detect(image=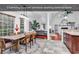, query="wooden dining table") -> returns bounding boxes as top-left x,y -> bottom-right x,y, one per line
0,34 -> 25,52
